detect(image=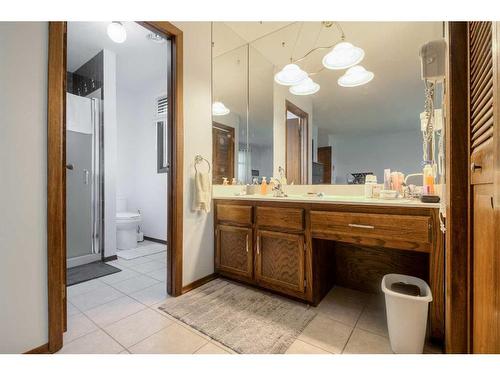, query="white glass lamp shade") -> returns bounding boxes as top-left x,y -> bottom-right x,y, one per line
212,101 -> 230,116
107,22 -> 127,43
289,78 -> 320,96
322,42 -> 365,70
274,64 -> 308,86
338,65 -> 374,87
